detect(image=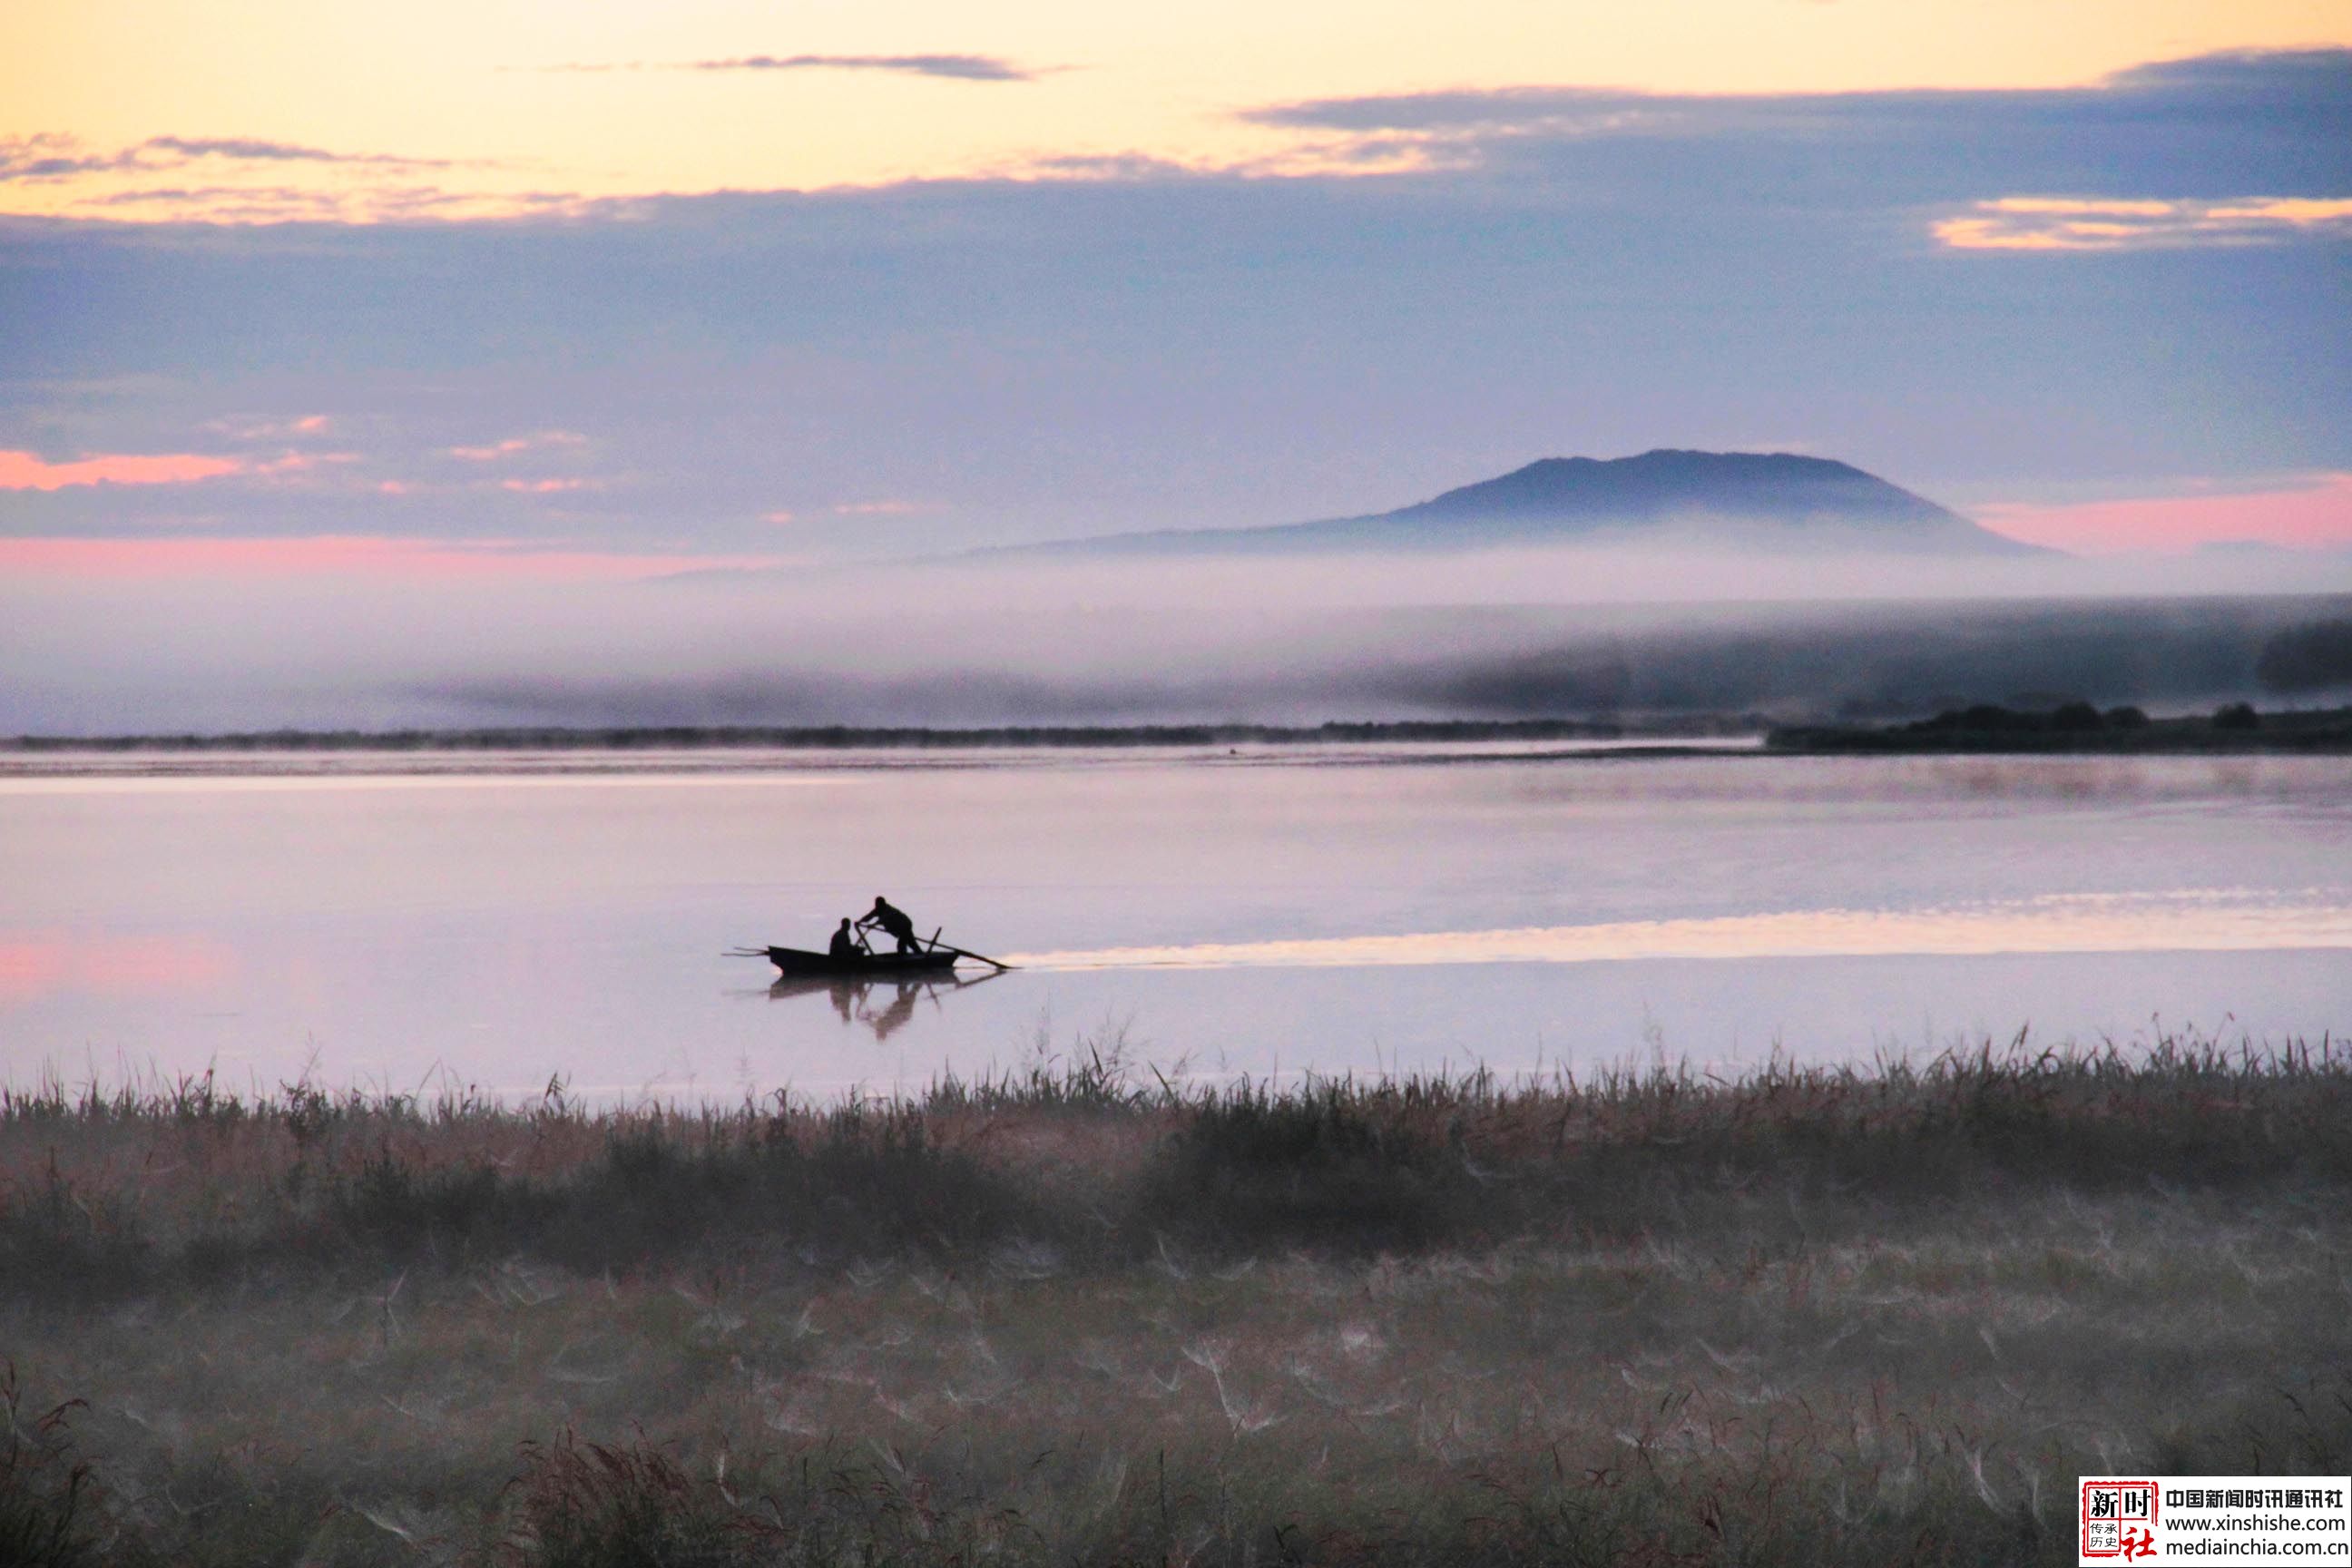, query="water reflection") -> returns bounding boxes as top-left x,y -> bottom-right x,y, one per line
0,933 -> 236,1001
766,971 -> 1004,1043
1007,893 -> 2352,972
7,750 -> 2346,1092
